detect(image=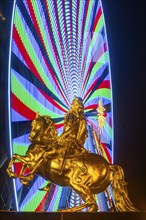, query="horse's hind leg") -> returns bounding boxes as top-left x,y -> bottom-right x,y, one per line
71,173 -> 98,211
72,183 -> 98,212
59,181 -> 98,212
20,158 -> 44,183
